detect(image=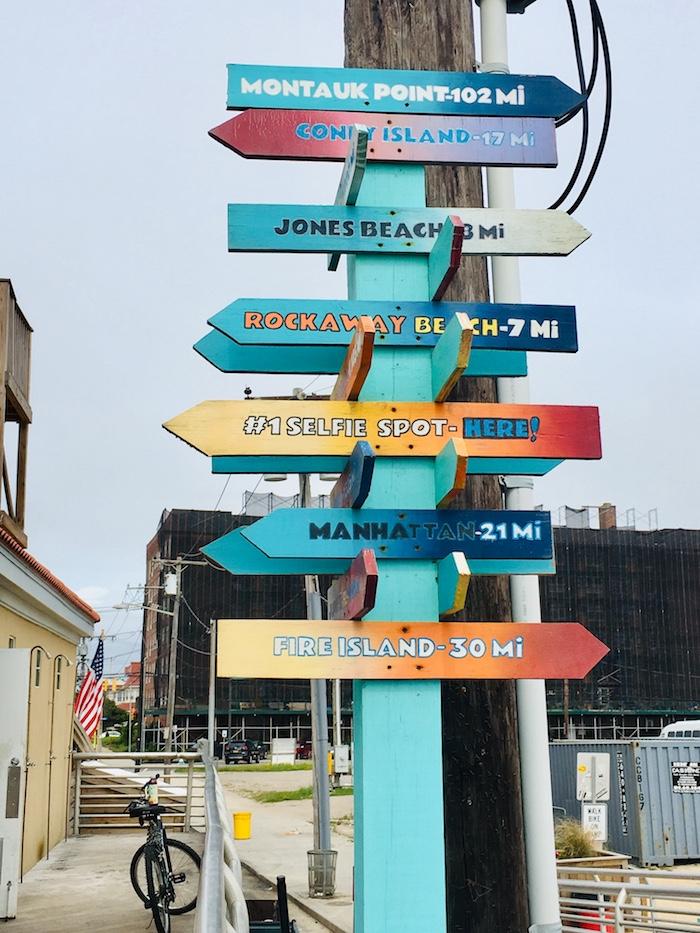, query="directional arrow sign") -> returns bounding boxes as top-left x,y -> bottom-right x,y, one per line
209,298 -> 578,353
228,204 -> 590,257
225,64 -> 584,119
327,548 -> 378,620
196,326 -> 525,379
163,400 -> 601,464
217,621 -> 609,681
209,110 -> 558,167
201,508 -> 554,581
